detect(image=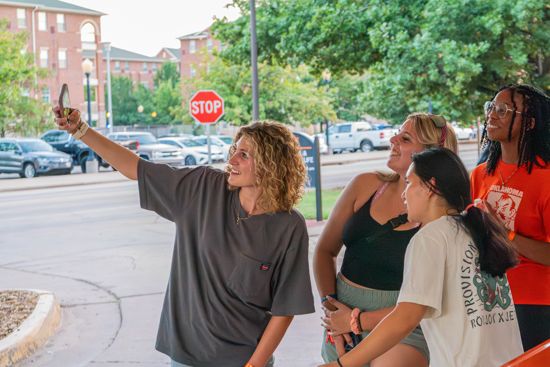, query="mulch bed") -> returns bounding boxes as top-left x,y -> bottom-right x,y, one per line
0,290 -> 39,340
